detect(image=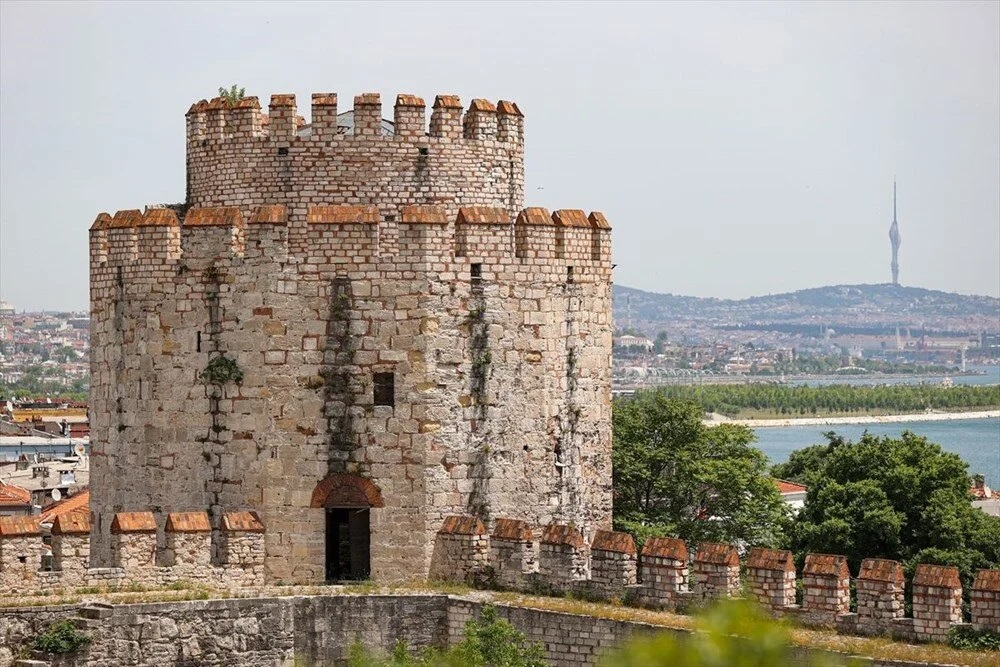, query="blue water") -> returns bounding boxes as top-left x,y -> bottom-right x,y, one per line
787,364 -> 1000,387
754,417 -> 1000,488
